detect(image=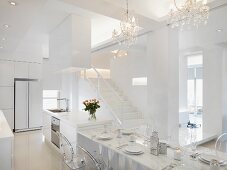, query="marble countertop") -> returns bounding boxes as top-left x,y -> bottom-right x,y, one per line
44,109 -> 113,129
0,110 -> 14,139
78,128 -> 227,170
